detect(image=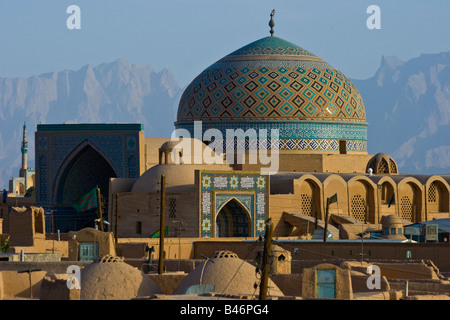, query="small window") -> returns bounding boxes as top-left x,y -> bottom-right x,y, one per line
169,198 -> 177,218
79,242 -> 99,261
398,228 -> 403,235
390,227 -> 396,235
136,221 -> 142,234
339,140 -> 347,154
